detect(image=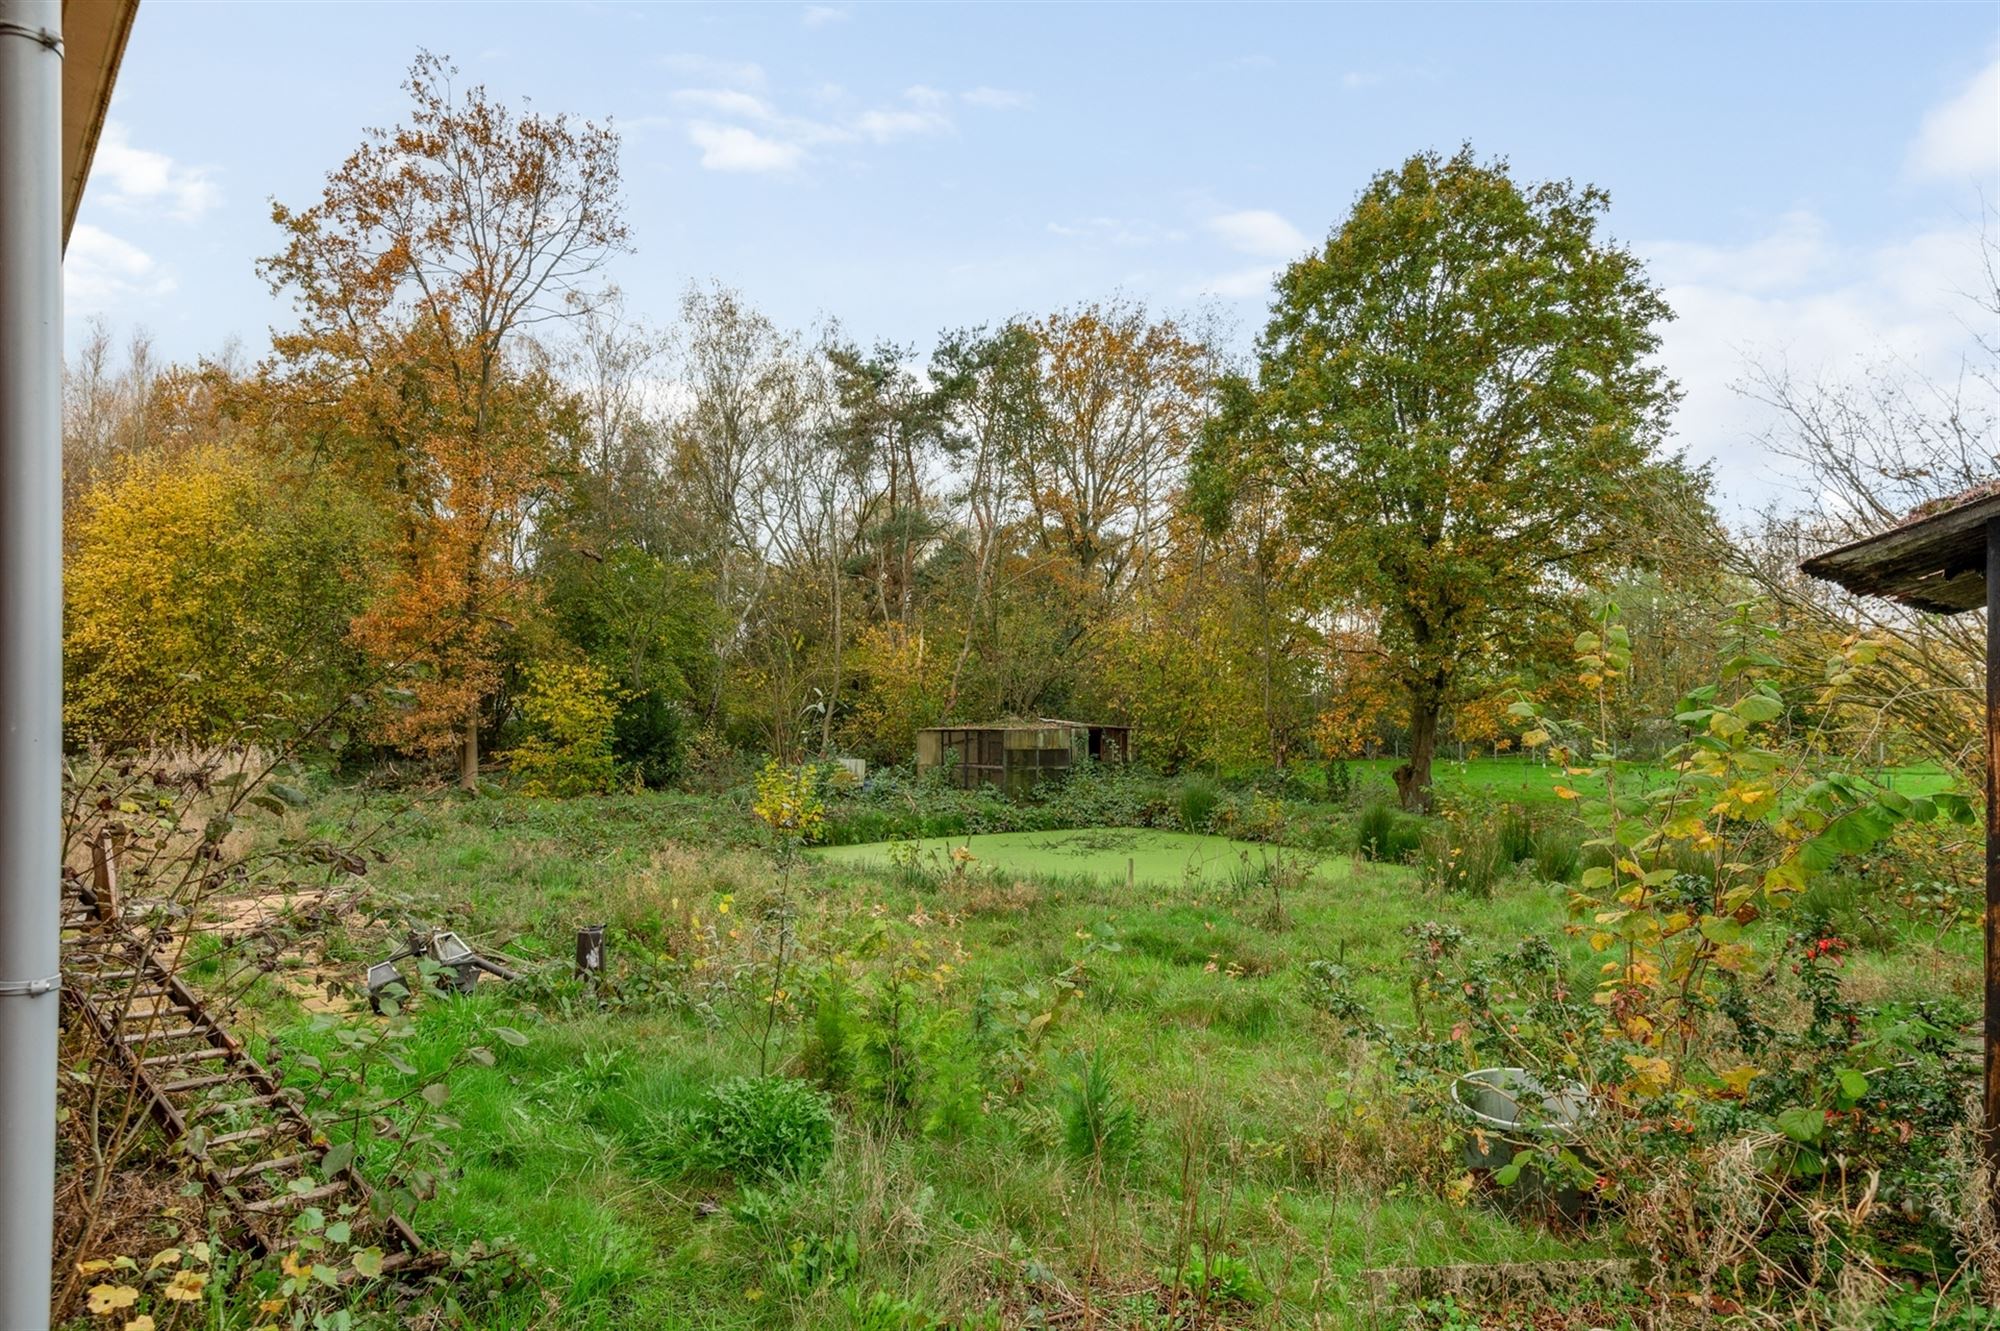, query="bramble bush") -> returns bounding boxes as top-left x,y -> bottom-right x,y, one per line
1494,602 -> 1987,1295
